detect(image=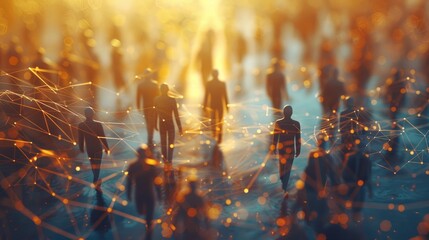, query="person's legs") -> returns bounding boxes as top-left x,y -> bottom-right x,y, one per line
145,109 -> 156,146
145,200 -> 155,240
217,108 -> 224,143
160,123 -> 167,162
89,151 -> 103,187
279,154 -> 294,191
167,126 -> 175,163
